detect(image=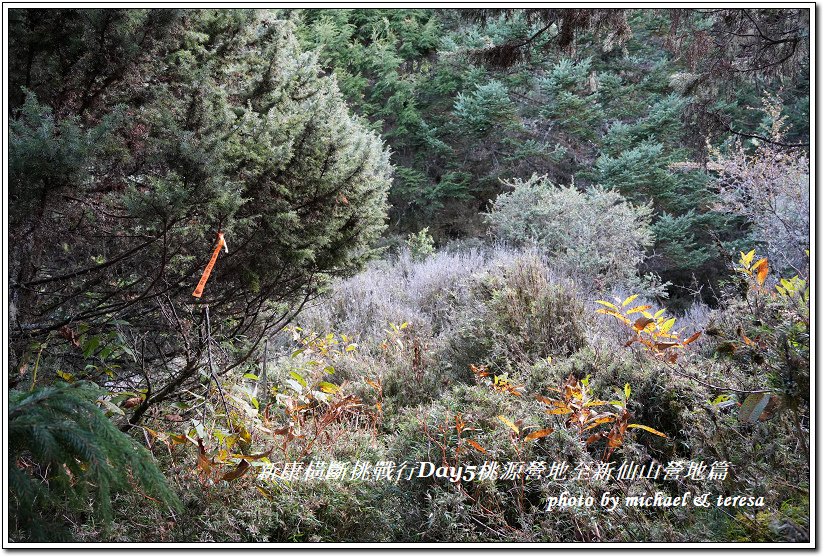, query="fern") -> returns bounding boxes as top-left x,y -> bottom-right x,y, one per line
9,381 -> 180,541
